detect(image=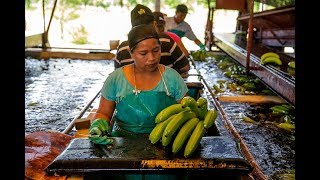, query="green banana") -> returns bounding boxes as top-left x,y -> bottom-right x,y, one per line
198,105 -> 208,120
276,104 -> 292,112
281,104 -> 294,111
197,97 -> 208,120
277,122 -> 295,131
149,114 -> 177,144
213,84 -> 224,93
270,106 -> 290,115
261,56 -> 282,65
261,52 -> 280,61
180,96 -> 201,117
163,109 -> 196,138
172,117 -> 200,154
162,131 -> 173,147
184,121 -> 205,158
203,109 -> 218,129
288,61 -> 295,69
242,115 -> 256,123
155,103 -> 185,124
196,97 -> 208,107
